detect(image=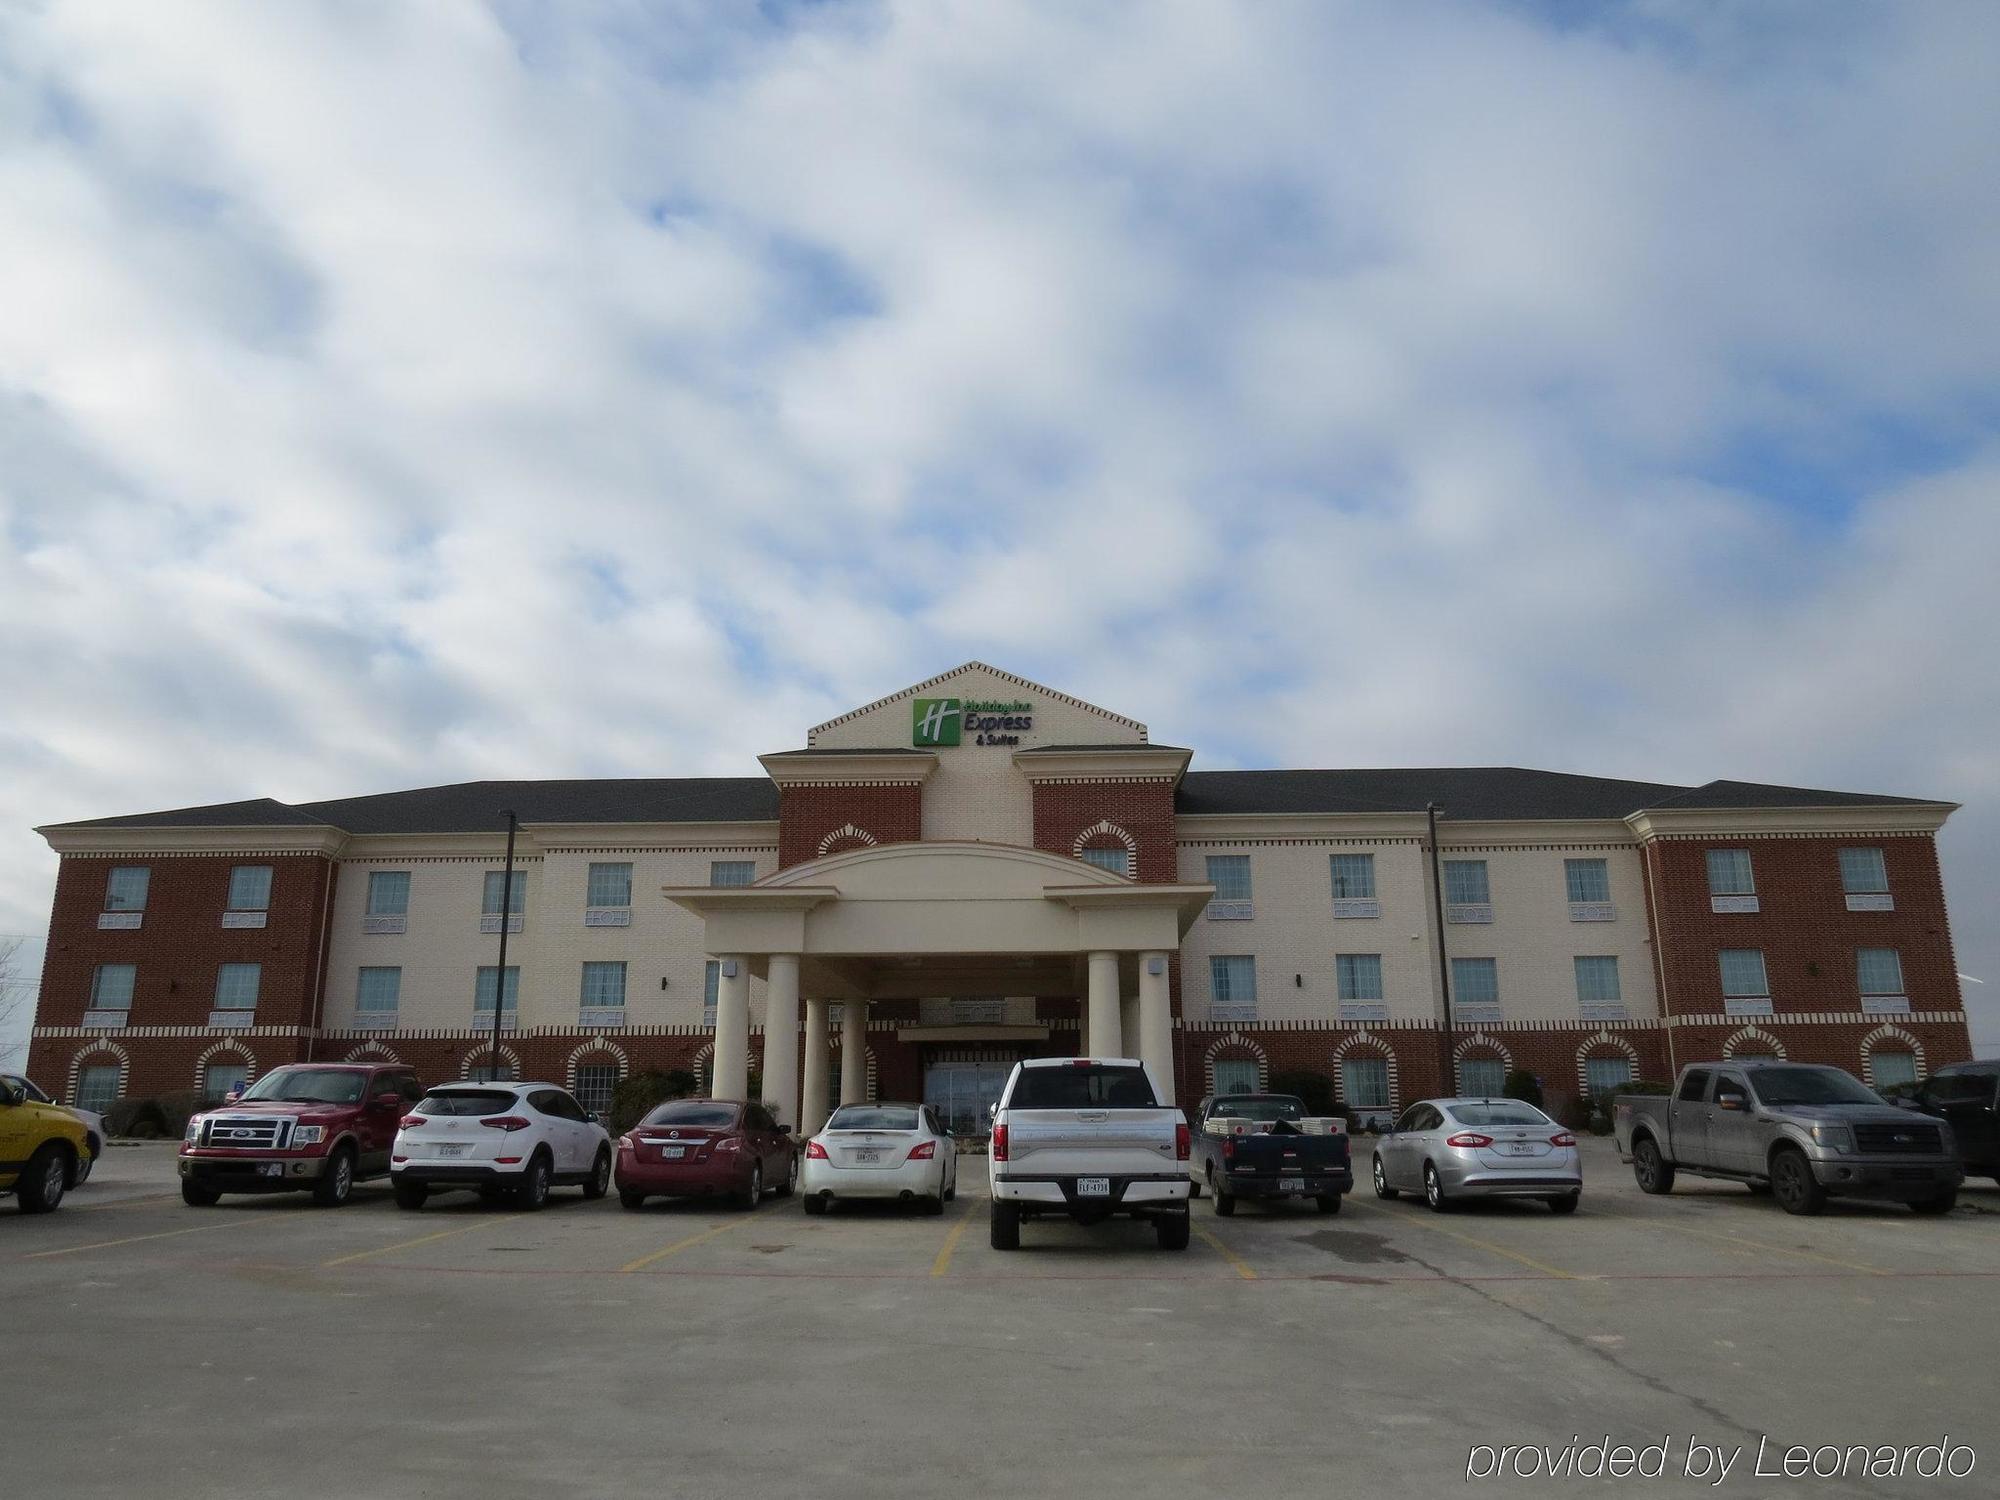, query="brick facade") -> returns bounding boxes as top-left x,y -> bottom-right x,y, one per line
776,783 -> 923,868
1031,779 -> 1178,882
